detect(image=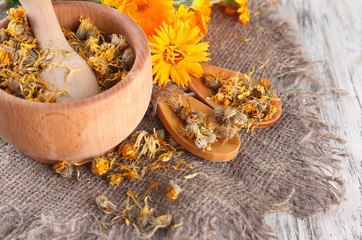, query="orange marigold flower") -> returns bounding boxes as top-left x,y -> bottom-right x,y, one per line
235,0 -> 250,24
102,0 -> 174,36
191,0 -> 212,35
150,21 -> 210,87
172,4 -> 195,26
